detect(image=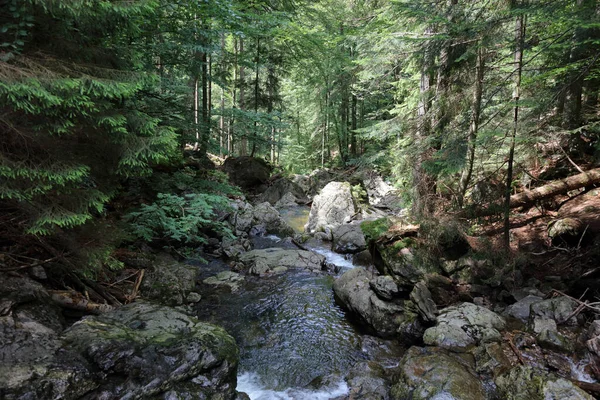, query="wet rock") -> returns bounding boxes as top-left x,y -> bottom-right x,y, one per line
306,182 -> 357,233
186,292 -> 202,303
140,253 -> 198,306
238,248 -> 326,273
223,156 -> 272,190
533,317 -> 557,334
423,302 -> 506,352
346,361 -> 390,400
410,282 -> 437,322
370,275 -> 400,301
203,271 -> 244,292
332,223 -> 367,254
529,296 -> 579,326
495,366 -> 593,400
333,268 -> 423,340
63,302 -> 240,400
537,327 -> 574,352
390,346 -> 486,400
222,236 -> 252,258
511,287 -> 545,301
251,202 -> 296,237
504,295 -> 543,322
